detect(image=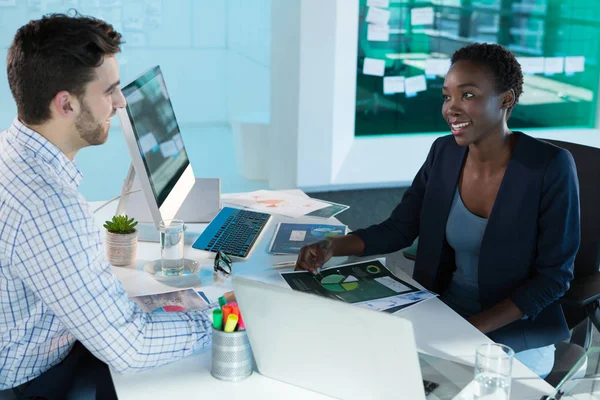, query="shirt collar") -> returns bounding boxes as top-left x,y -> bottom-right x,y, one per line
7,117 -> 83,188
